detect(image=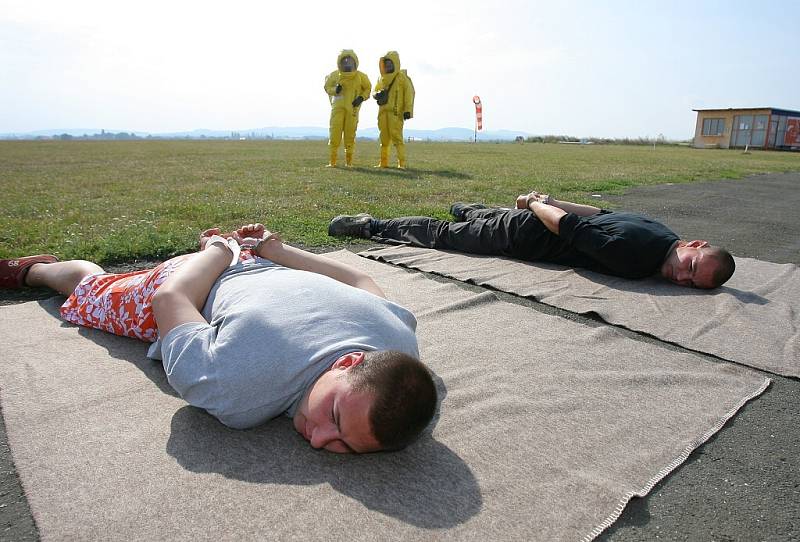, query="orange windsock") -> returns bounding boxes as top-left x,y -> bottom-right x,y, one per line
472,96 -> 483,131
